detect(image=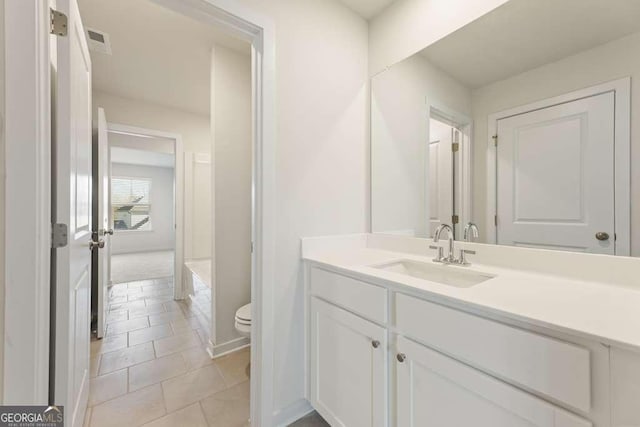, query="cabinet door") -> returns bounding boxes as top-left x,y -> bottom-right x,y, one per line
310,298 -> 387,427
396,337 -> 591,427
